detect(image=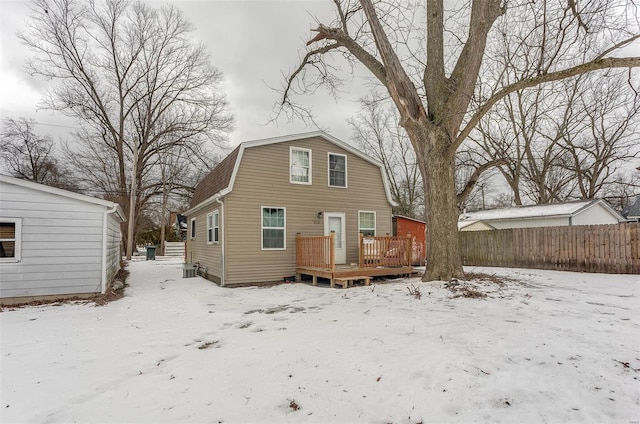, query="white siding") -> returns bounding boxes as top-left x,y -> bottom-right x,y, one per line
104,212 -> 122,286
488,217 -> 569,229
0,181 -> 119,298
572,204 -> 620,226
